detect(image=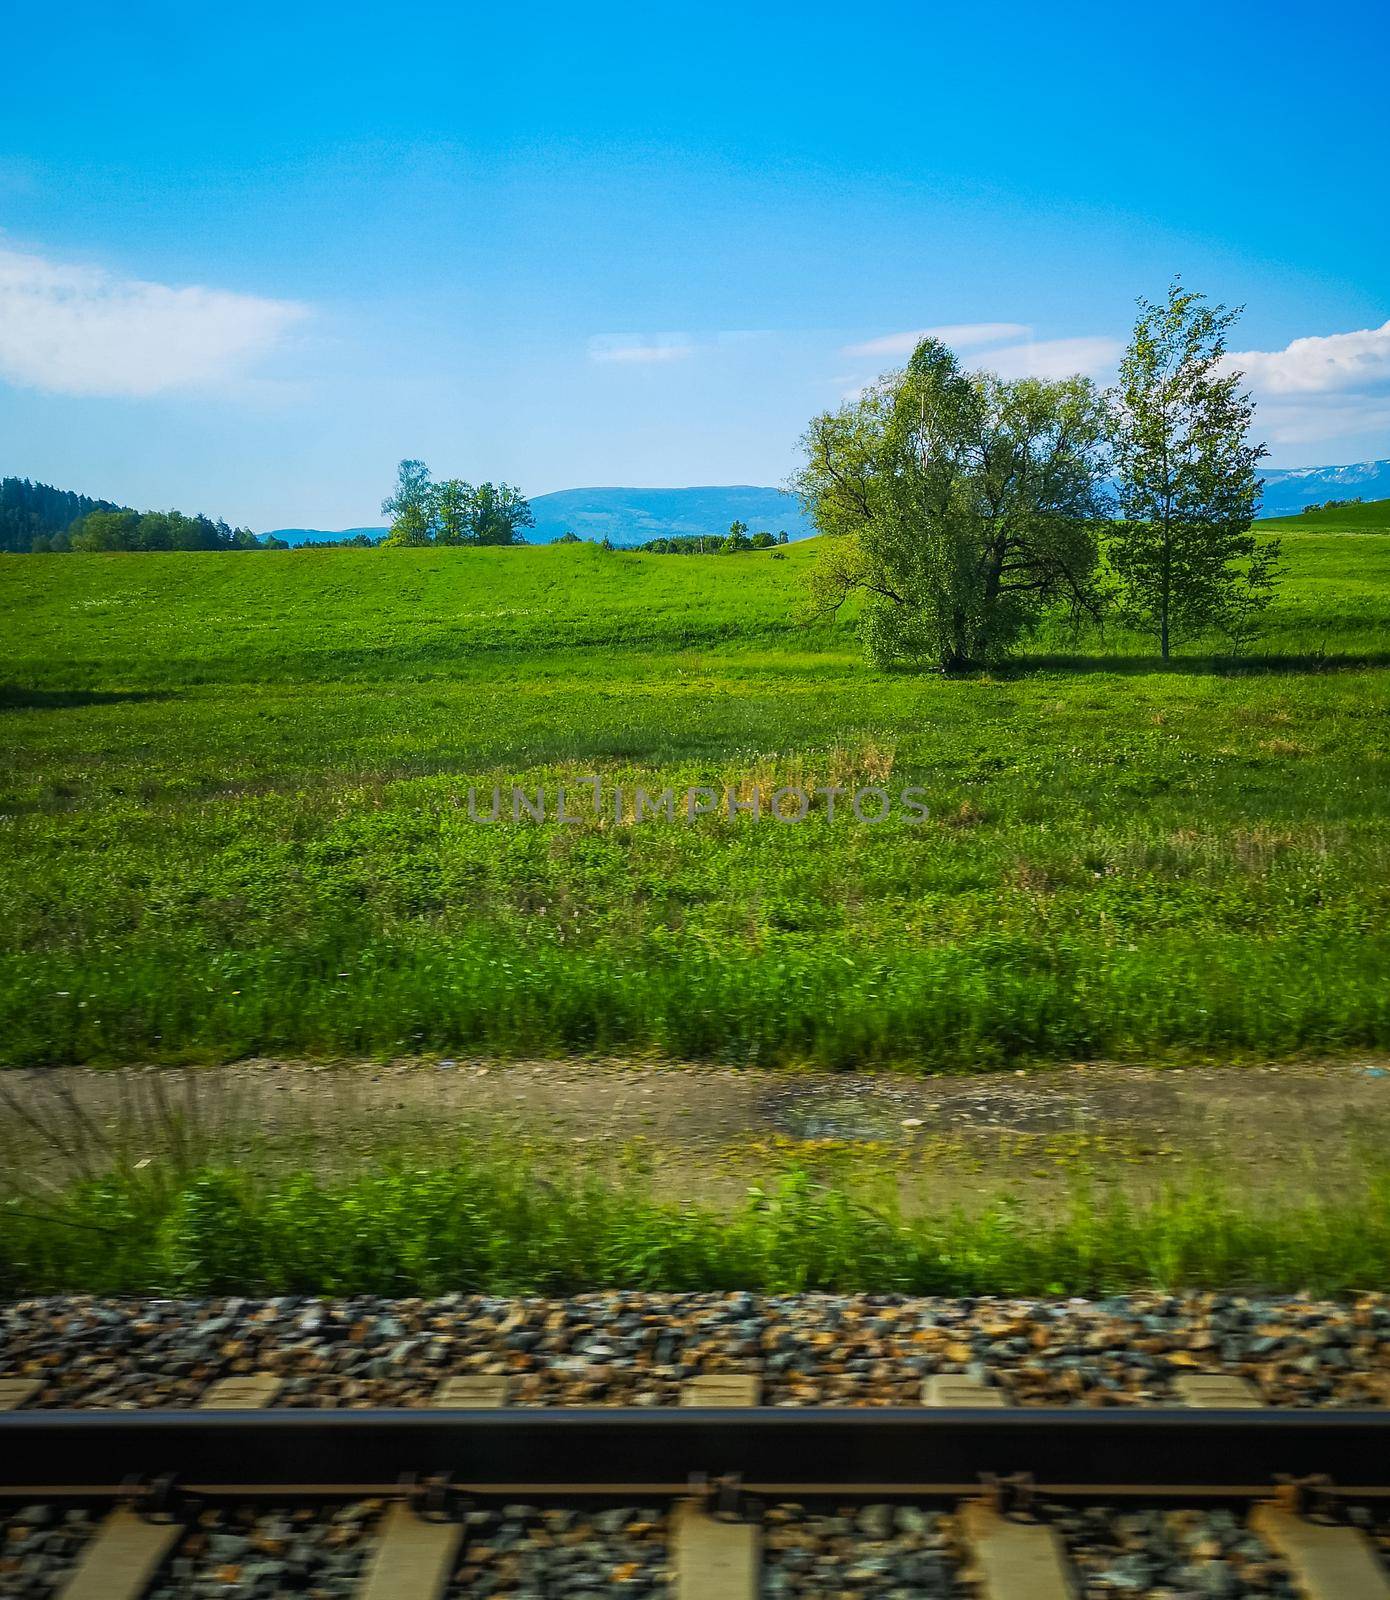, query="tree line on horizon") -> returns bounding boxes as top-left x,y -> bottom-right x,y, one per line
3,470 -> 797,559
796,280 -> 1283,665
380,461 -> 535,546
1300,497 -> 1364,515
637,522 -> 790,554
